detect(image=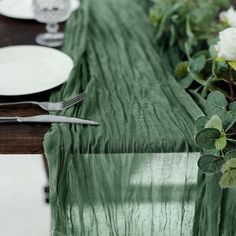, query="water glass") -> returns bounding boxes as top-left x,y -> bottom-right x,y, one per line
32,0 -> 71,47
